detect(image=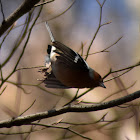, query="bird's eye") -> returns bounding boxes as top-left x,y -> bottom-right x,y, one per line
99,75 -> 101,79
99,75 -> 103,82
